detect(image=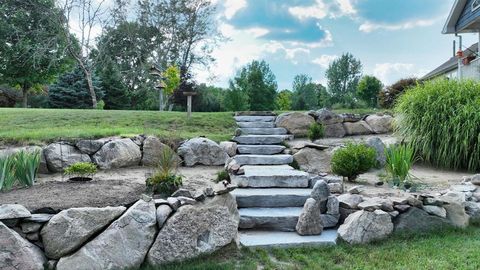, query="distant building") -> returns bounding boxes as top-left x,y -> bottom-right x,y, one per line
423,0 -> 480,80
